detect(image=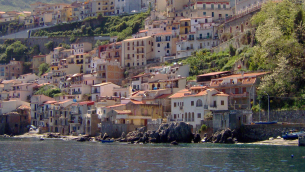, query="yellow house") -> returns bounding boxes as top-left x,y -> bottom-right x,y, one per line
32,55 -> 47,74
121,36 -> 154,68
92,0 -> 115,16
61,6 -> 73,22
180,18 -> 191,35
